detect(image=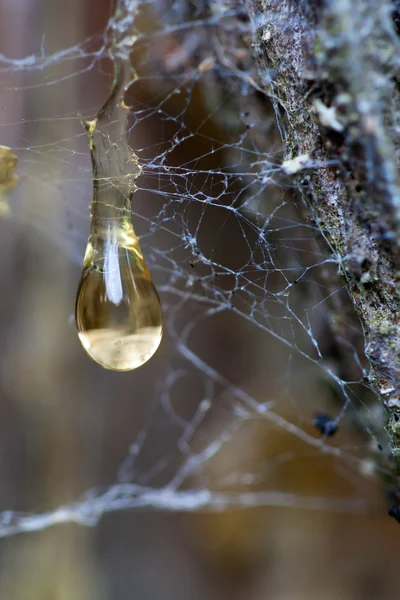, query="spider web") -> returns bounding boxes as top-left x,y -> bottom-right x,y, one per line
0,0 -> 389,537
